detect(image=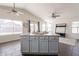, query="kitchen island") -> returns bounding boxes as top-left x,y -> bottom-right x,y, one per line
20,34 -> 59,56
